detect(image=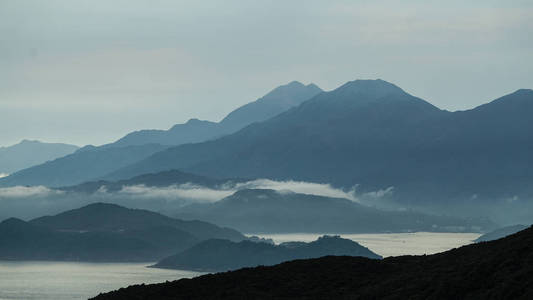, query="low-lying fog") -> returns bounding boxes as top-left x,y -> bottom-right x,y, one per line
0,179 -> 358,220
0,179 -> 531,227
